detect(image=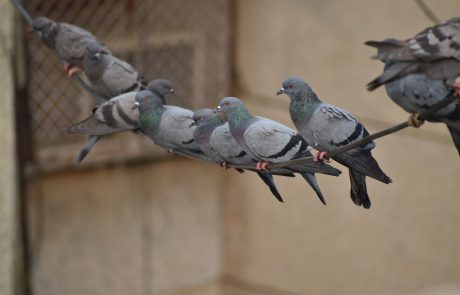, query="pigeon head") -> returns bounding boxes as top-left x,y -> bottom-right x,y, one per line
32,17 -> 55,32
192,108 -> 214,125
277,77 -> 319,102
133,90 -> 163,110
32,17 -> 57,46
147,79 -> 175,103
193,108 -> 223,127
215,97 -> 249,122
